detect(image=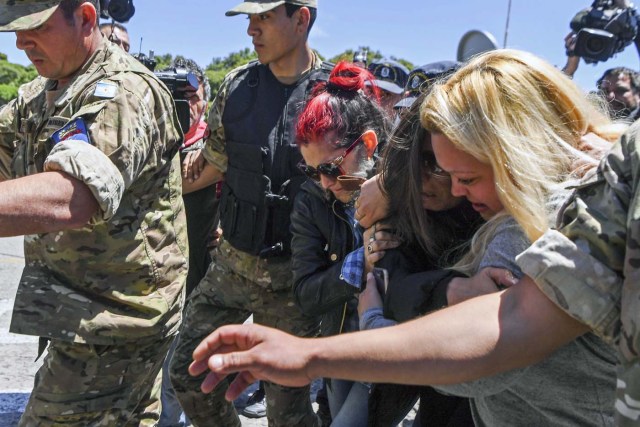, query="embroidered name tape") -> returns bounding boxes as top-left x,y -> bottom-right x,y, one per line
51,118 -> 91,145
45,117 -> 68,131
